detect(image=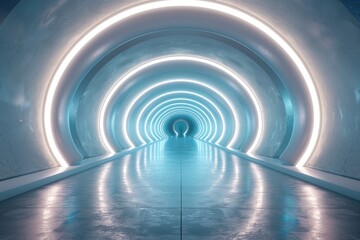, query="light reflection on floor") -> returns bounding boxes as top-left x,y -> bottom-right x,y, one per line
0,137 -> 360,239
